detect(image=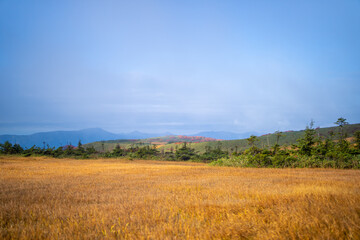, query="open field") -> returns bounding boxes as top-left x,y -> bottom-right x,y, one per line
1,156 -> 360,239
